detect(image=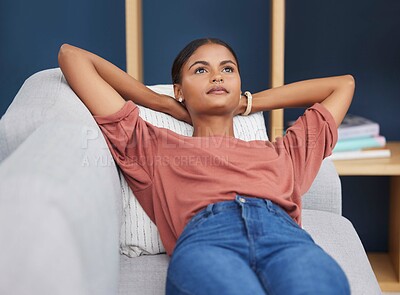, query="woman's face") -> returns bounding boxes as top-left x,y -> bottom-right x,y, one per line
174,43 -> 241,118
